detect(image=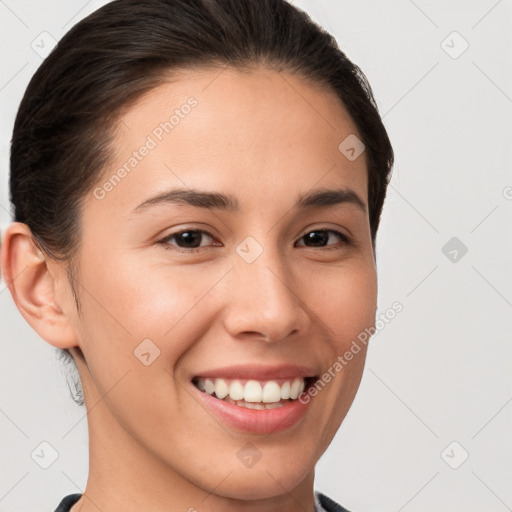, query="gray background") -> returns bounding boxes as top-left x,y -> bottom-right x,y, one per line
1,1 -> 511,510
